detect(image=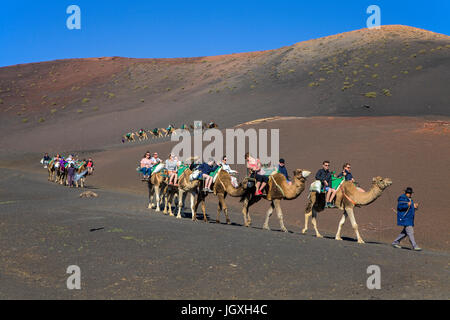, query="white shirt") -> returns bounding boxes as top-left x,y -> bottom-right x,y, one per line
221,162 -> 237,174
